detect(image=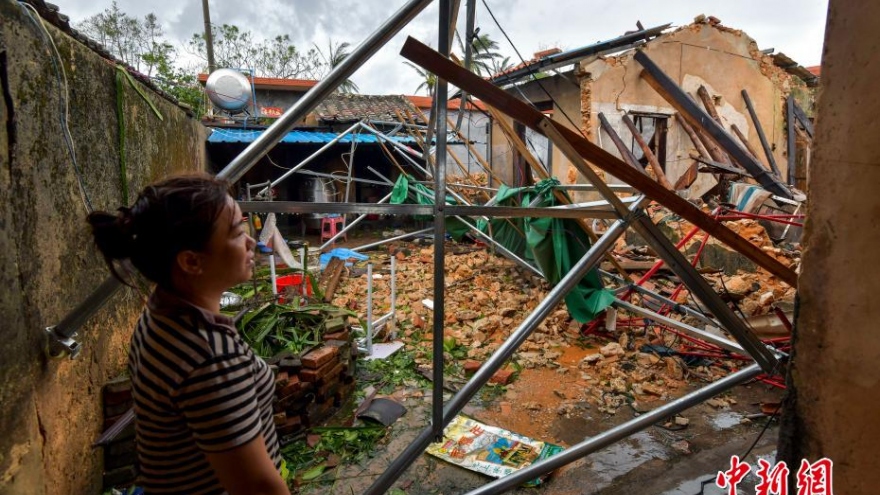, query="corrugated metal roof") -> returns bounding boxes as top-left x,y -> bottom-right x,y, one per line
207,128 -> 419,145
